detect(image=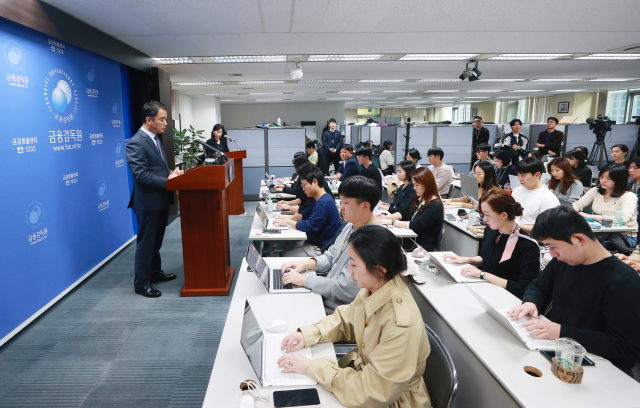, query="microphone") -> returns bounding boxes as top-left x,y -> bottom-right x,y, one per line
194,139 -> 229,162
224,135 -> 242,149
